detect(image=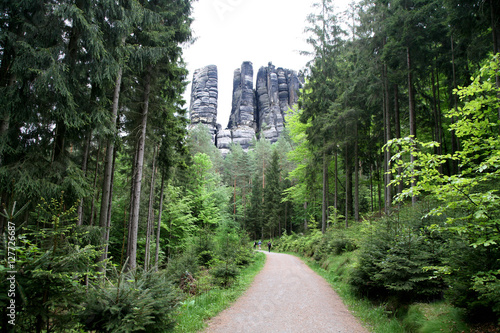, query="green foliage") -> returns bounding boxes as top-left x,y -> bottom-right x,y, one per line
276,224 -> 360,262
79,267 -> 180,332
162,184 -> 196,255
0,196 -> 101,332
349,203 -> 447,307
165,224 -> 254,292
209,263 -> 240,287
401,302 -> 470,333
165,247 -> 200,285
275,229 -> 323,257
386,53 -> 500,320
440,237 -> 500,321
